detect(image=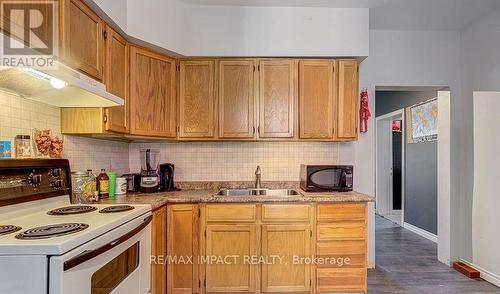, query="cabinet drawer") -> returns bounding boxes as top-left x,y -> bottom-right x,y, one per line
317,204 -> 366,222
316,241 -> 366,268
206,204 -> 256,222
316,268 -> 366,293
262,204 -> 311,222
317,222 -> 365,241
317,240 -> 365,256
